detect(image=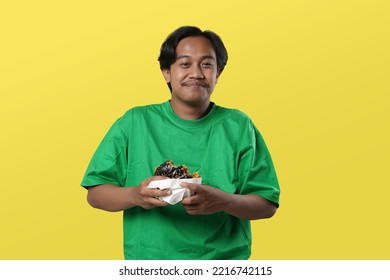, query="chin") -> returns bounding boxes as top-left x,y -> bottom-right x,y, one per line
185,96 -> 210,106
173,92 -> 210,106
